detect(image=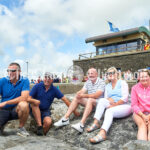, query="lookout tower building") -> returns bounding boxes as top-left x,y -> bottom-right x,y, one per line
73,26 -> 150,74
